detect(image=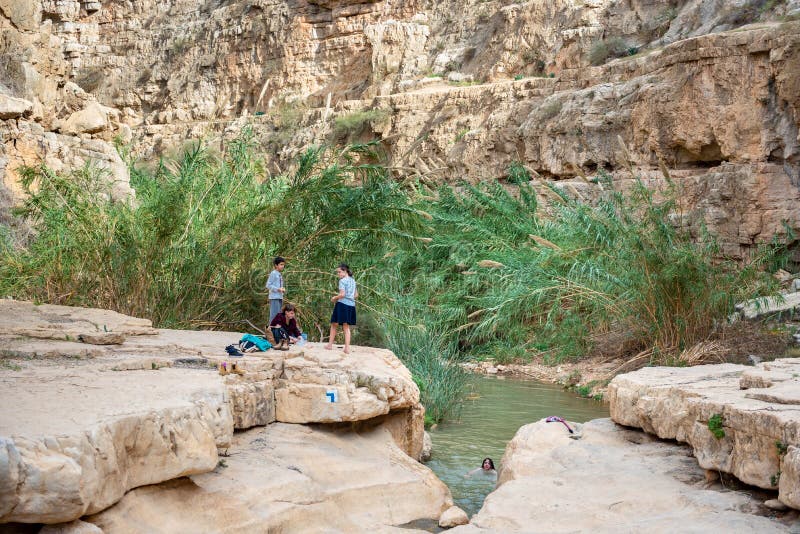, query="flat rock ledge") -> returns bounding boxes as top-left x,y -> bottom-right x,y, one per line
0,300 -> 429,525
451,419 -> 791,533
608,360 -> 800,510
